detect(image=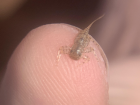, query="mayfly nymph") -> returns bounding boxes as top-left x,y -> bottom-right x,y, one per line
69,15 -> 104,60
57,14 -> 108,69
